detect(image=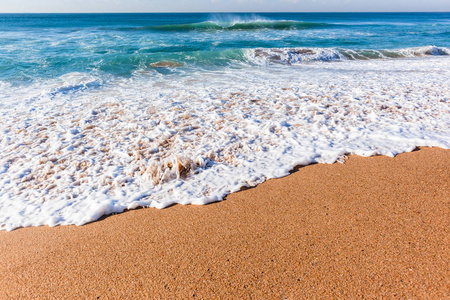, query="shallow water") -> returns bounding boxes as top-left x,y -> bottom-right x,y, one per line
0,13 -> 449,230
